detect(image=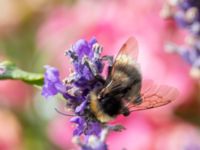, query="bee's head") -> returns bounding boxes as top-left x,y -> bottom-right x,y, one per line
90,91 -> 130,122
98,96 -> 123,117
97,91 -> 130,117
